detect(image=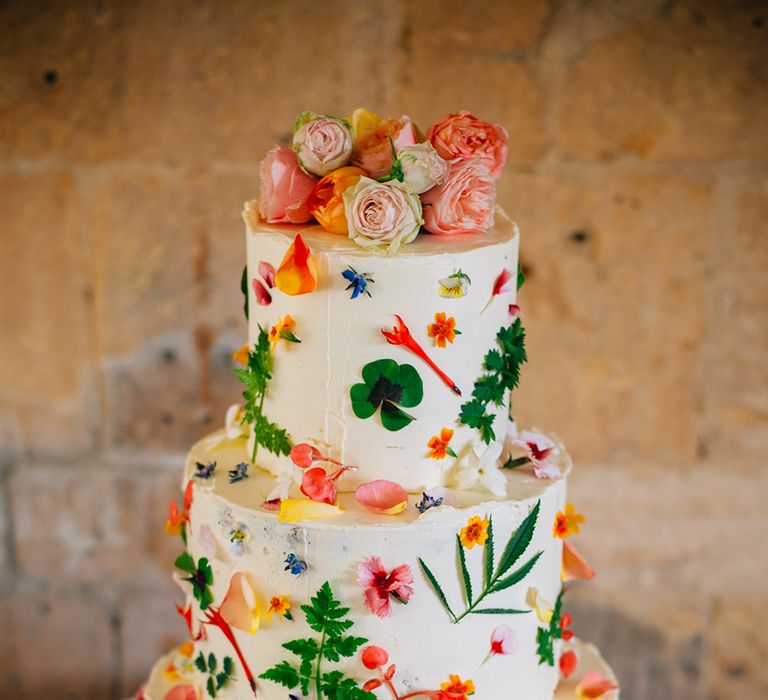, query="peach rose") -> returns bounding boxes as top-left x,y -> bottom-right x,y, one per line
353,117 -> 418,179
343,177 -> 423,254
307,166 -> 366,234
258,145 -> 317,224
292,112 -> 354,176
421,159 -> 495,235
398,143 -> 449,194
426,111 -> 508,180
